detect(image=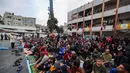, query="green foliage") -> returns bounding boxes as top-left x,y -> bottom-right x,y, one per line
47,15 -> 58,33
56,26 -> 64,33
